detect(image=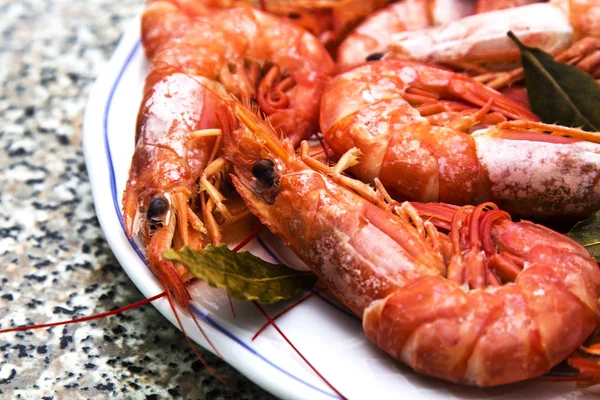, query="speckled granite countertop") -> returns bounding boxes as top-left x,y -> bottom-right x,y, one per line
0,1 -> 276,398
